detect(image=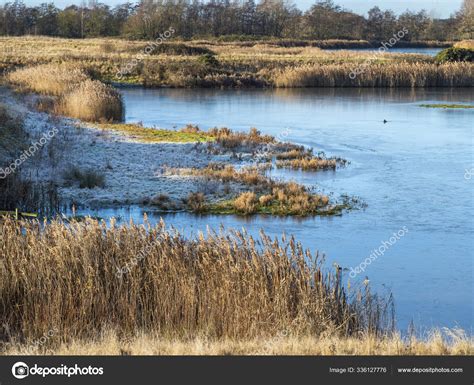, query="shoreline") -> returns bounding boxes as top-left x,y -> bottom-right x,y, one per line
0,85 -> 349,217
